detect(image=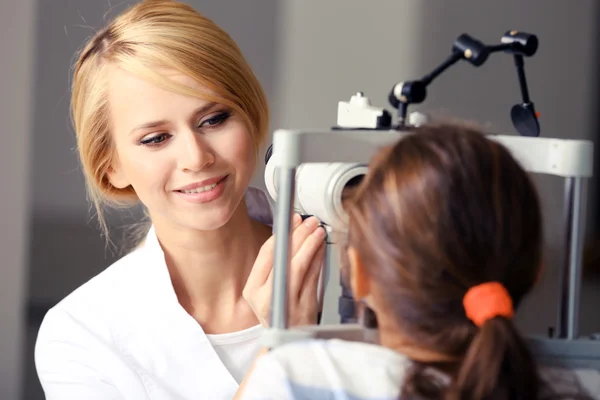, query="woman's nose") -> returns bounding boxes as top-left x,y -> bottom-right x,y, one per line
178,131 -> 215,172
